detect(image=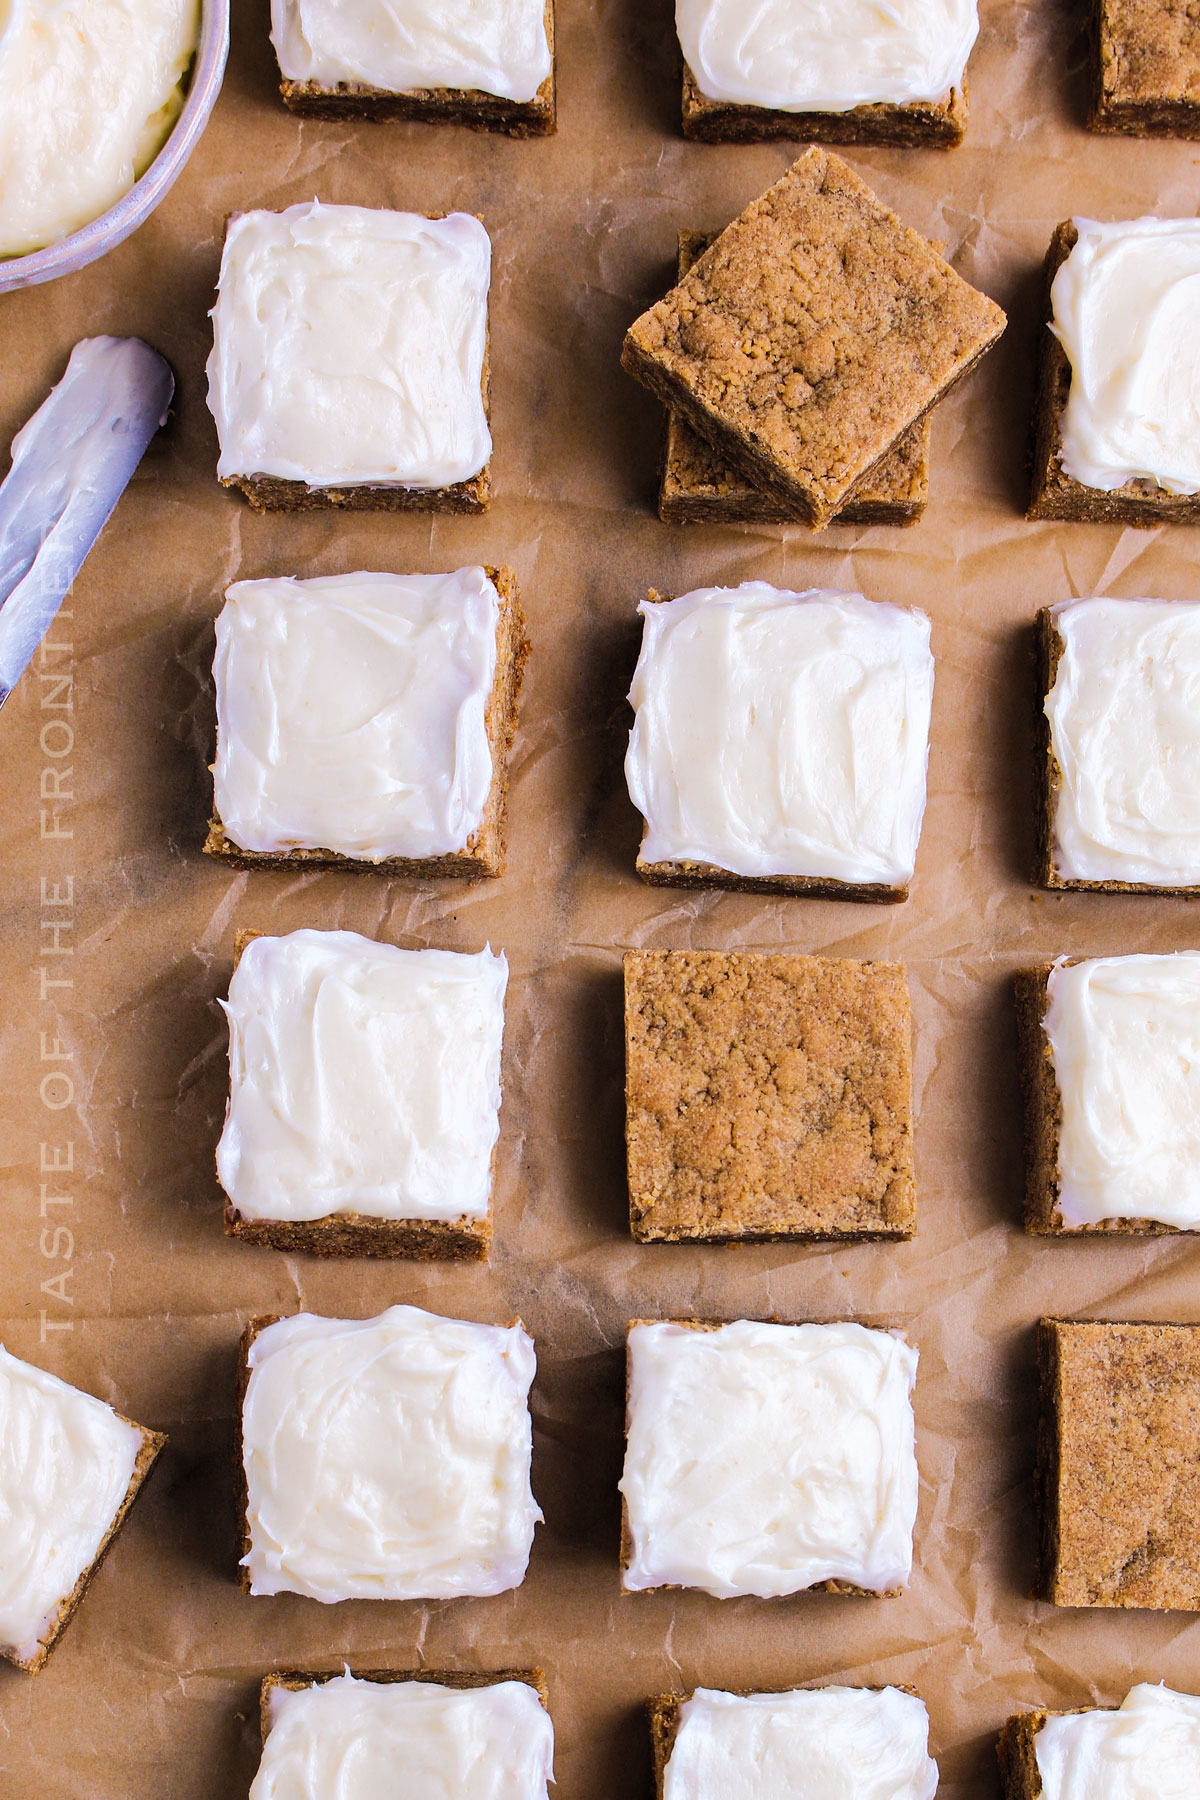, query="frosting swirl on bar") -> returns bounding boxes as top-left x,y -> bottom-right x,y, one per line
241,1307 -> 541,1602
213,569 -> 499,863
270,0 -> 552,105
1052,217 -> 1200,496
1045,953 -> 1200,1229
625,585 -> 934,886
620,1320 -> 918,1598
216,931 -> 506,1225
0,1346 -> 142,1665
252,1674 -> 555,1800
1046,598 -> 1200,886
206,204 -> 492,490
676,0 -> 978,112
664,1687 -> 938,1800
1035,1684 -> 1200,1800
